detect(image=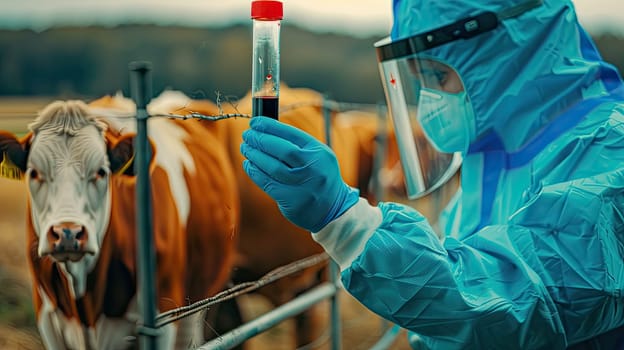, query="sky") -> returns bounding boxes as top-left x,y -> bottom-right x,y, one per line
0,0 -> 623,37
